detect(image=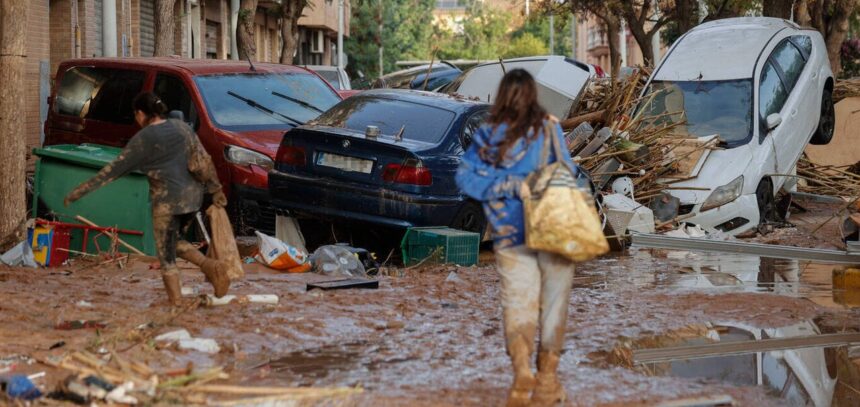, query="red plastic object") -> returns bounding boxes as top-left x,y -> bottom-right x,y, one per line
54,320 -> 107,330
